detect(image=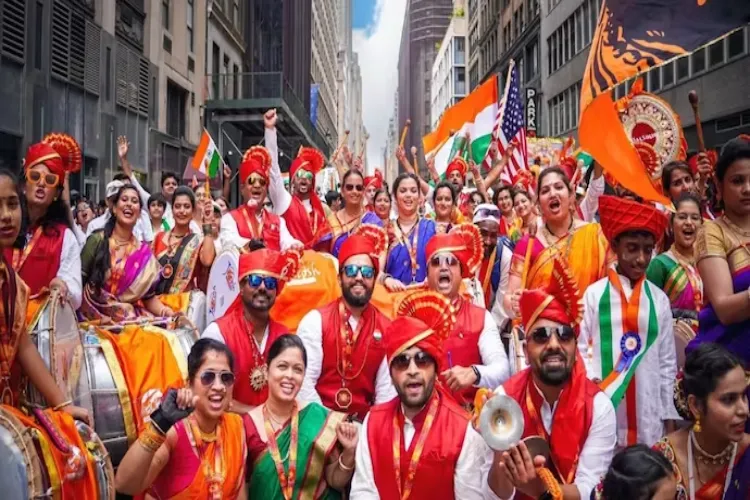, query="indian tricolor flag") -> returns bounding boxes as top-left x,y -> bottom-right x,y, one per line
192,130 -> 222,178
423,75 -> 498,177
